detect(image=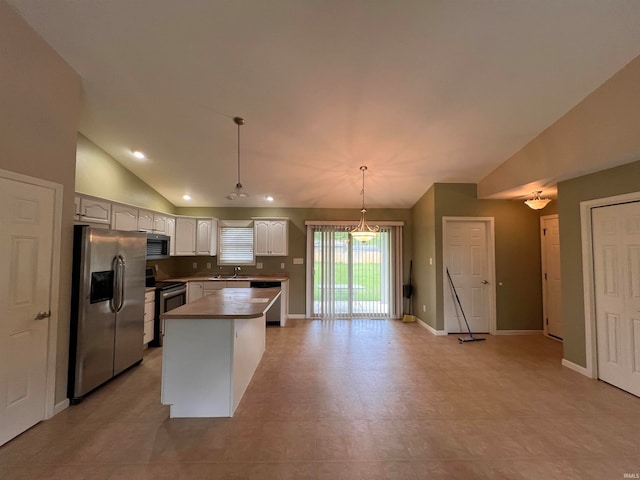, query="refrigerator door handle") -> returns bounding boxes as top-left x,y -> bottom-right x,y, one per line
116,255 -> 126,312
110,256 -> 119,312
